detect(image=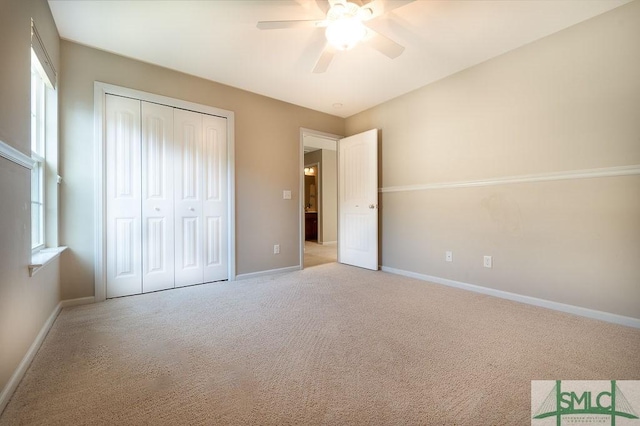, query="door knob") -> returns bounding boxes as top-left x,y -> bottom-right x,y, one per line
189,207 -> 195,211
369,204 -> 376,209
154,207 -> 160,211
